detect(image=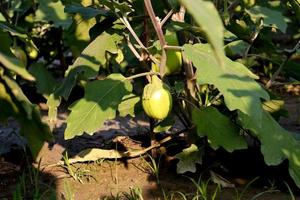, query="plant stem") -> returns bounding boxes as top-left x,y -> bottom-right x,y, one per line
125,35 -> 143,61
266,40 -> 300,88
144,0 -> 167,77
265,56 -> 290,89
120,16 -> 148,51
126,71 -> 159,80
161,9 -> 174,27
164,45 -> 183,51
